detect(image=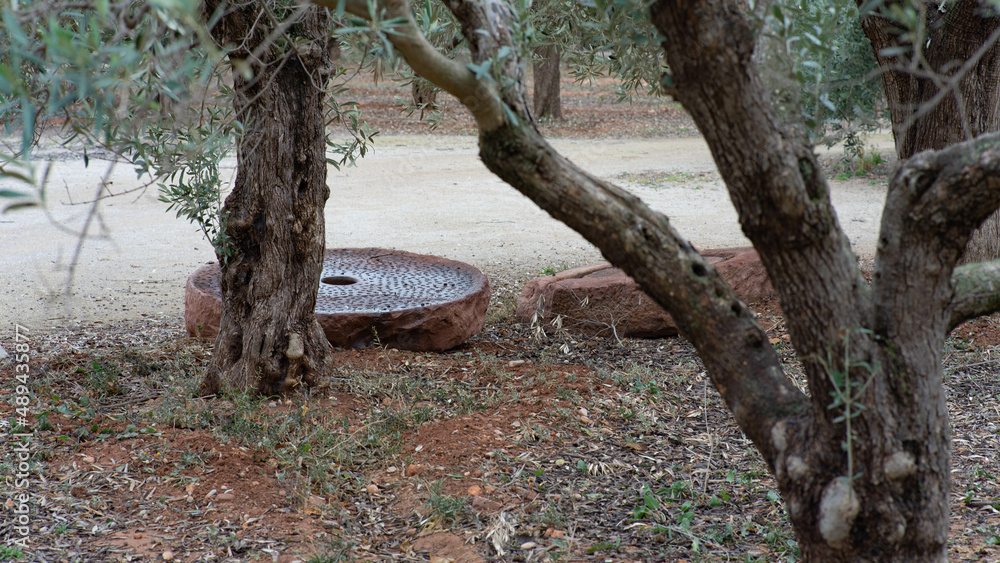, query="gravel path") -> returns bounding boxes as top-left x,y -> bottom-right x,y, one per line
0,133 -> 893,331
